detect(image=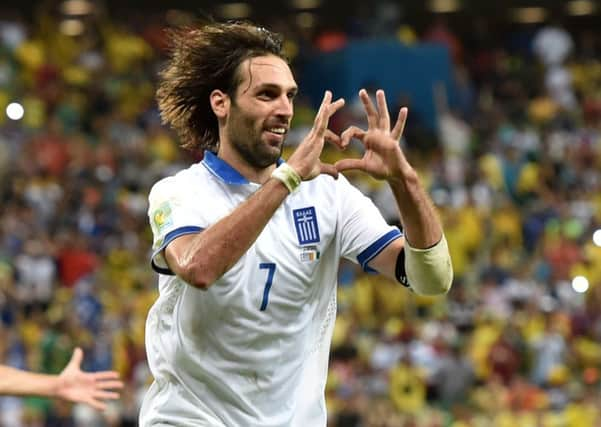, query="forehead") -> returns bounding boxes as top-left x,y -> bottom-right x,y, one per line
237,55 -> 296,91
